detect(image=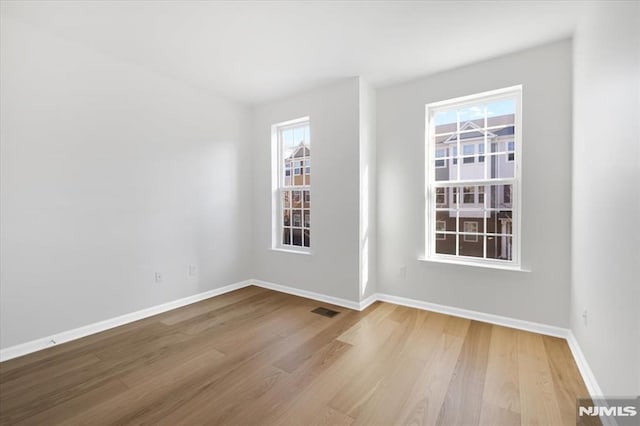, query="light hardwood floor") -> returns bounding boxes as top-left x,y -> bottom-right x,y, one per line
0,286 -> 597,425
